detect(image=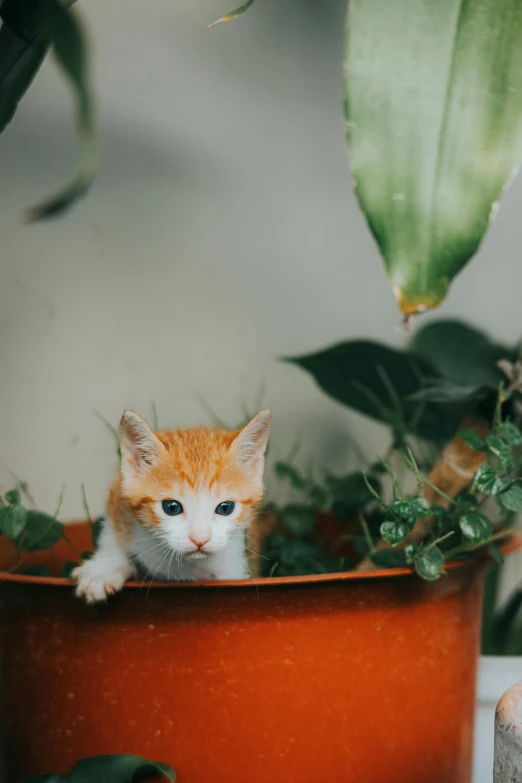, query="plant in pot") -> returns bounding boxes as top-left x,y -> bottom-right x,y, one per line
3,4 -> 522,783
